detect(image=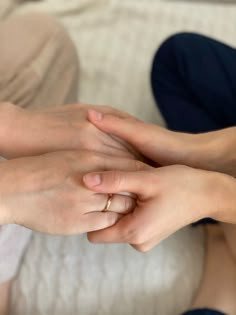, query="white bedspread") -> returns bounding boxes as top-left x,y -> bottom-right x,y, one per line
2,0 -> 236,314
